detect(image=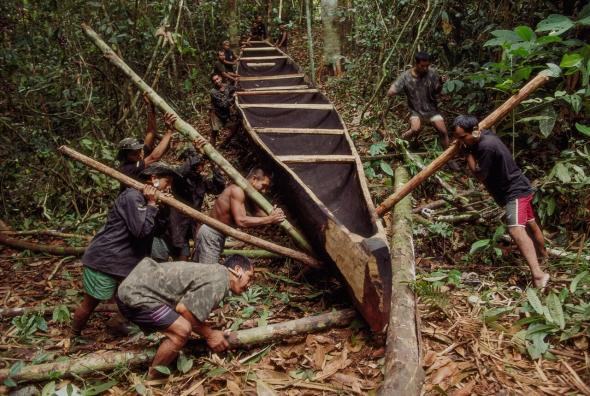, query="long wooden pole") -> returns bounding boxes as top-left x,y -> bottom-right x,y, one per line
379,167 -> 424,395
375,72 -> 551,216
80,23 -> 314,254
0,309 -> 355,383
58,146 -> 321,268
